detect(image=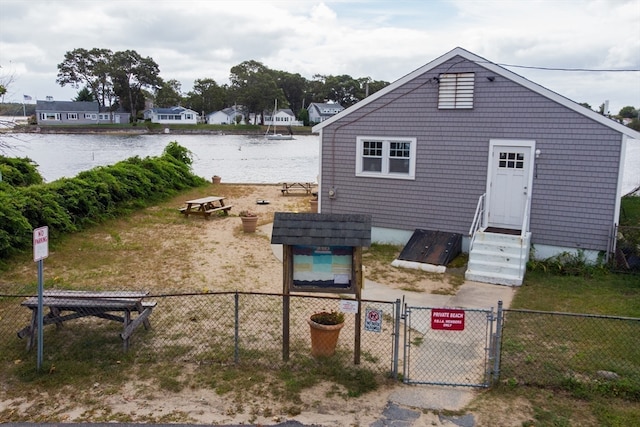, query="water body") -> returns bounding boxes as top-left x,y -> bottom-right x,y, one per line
2,132 -> 639,194
4,133 -> 320,184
